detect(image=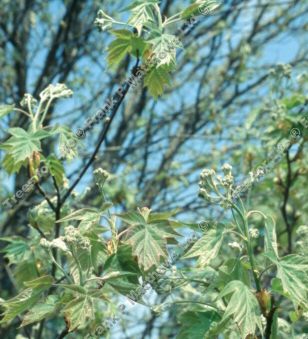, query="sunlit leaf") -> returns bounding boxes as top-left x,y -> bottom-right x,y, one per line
0,128 -> 50,163
119,209 -> 179,270
219,280 -> 262,338
144,65 -> 171,98
182,223 -> 225,266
